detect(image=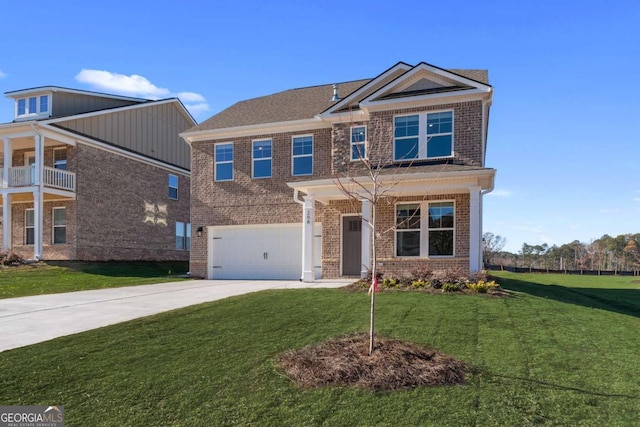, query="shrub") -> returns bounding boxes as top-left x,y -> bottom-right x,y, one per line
442,282 -> 461,292
0,250 -> 24,267
410,265 -> 433,282
411,280 -> 429,289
